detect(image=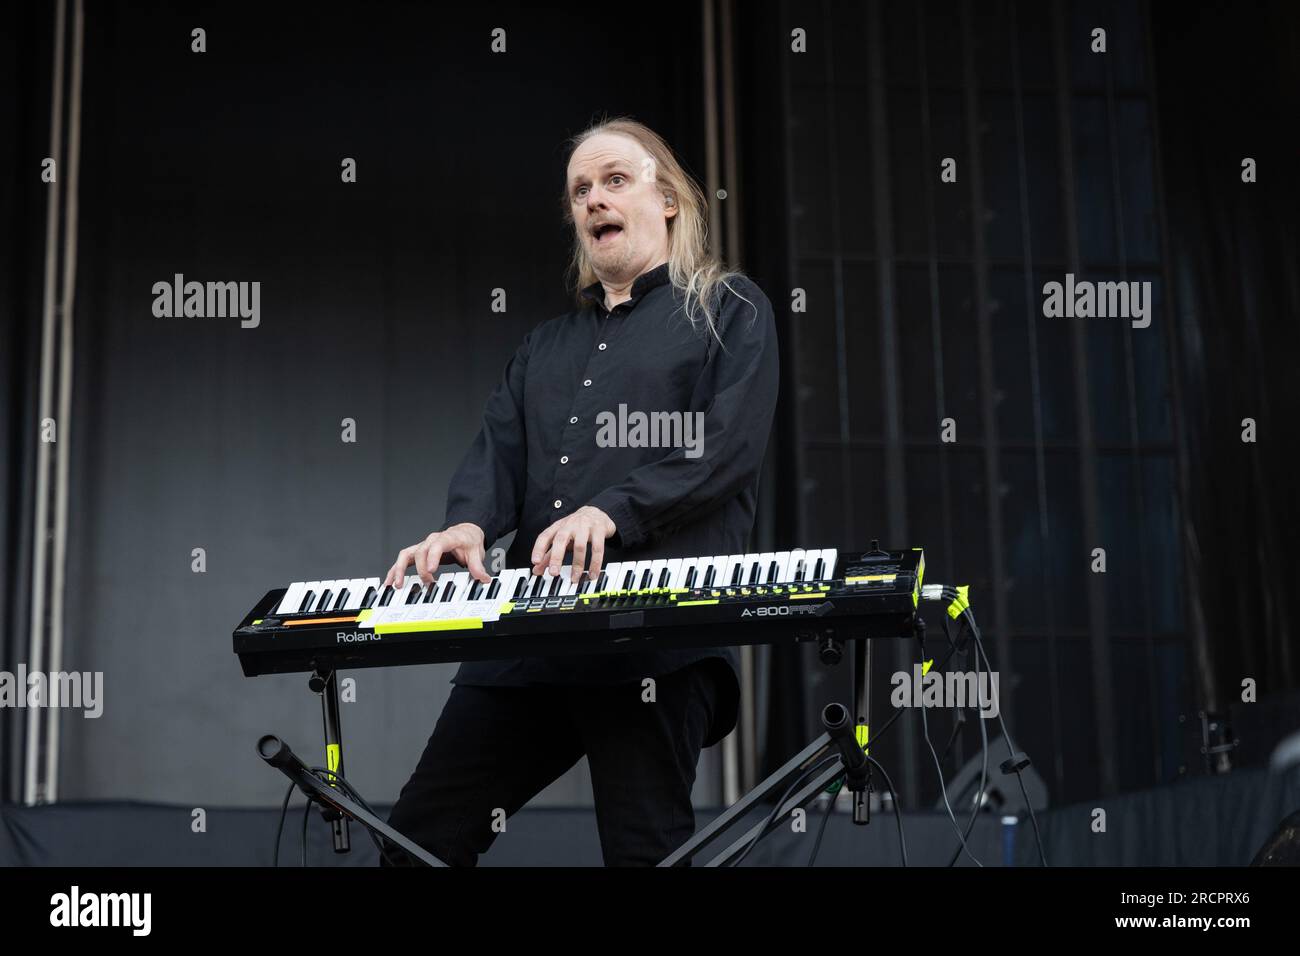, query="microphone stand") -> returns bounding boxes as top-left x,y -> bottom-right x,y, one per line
257,666 -> 443,867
